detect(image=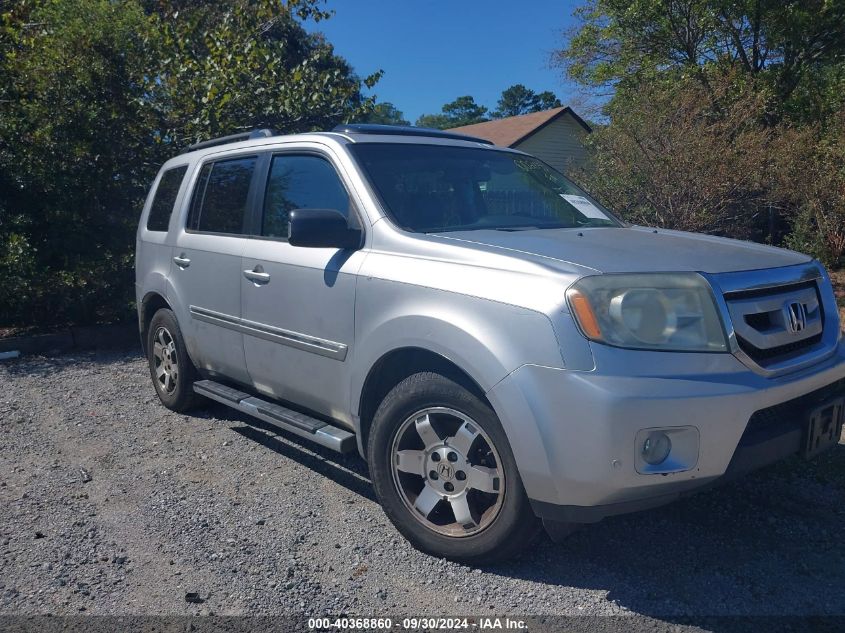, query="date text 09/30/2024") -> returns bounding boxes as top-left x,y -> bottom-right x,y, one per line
307,617 -> 528,631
